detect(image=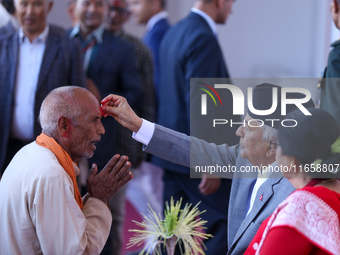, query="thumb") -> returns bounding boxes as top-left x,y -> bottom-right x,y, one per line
87,163 -> 98,182
198,177 -> 206,190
